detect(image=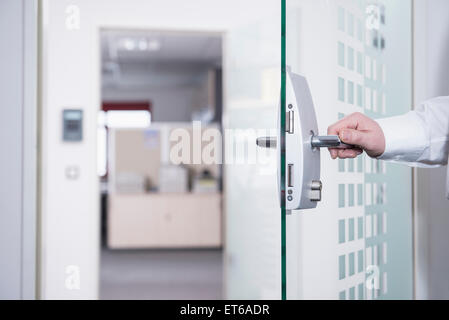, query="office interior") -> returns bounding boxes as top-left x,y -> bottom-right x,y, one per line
1,0 -> 449,300
99,30 -> 224,299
